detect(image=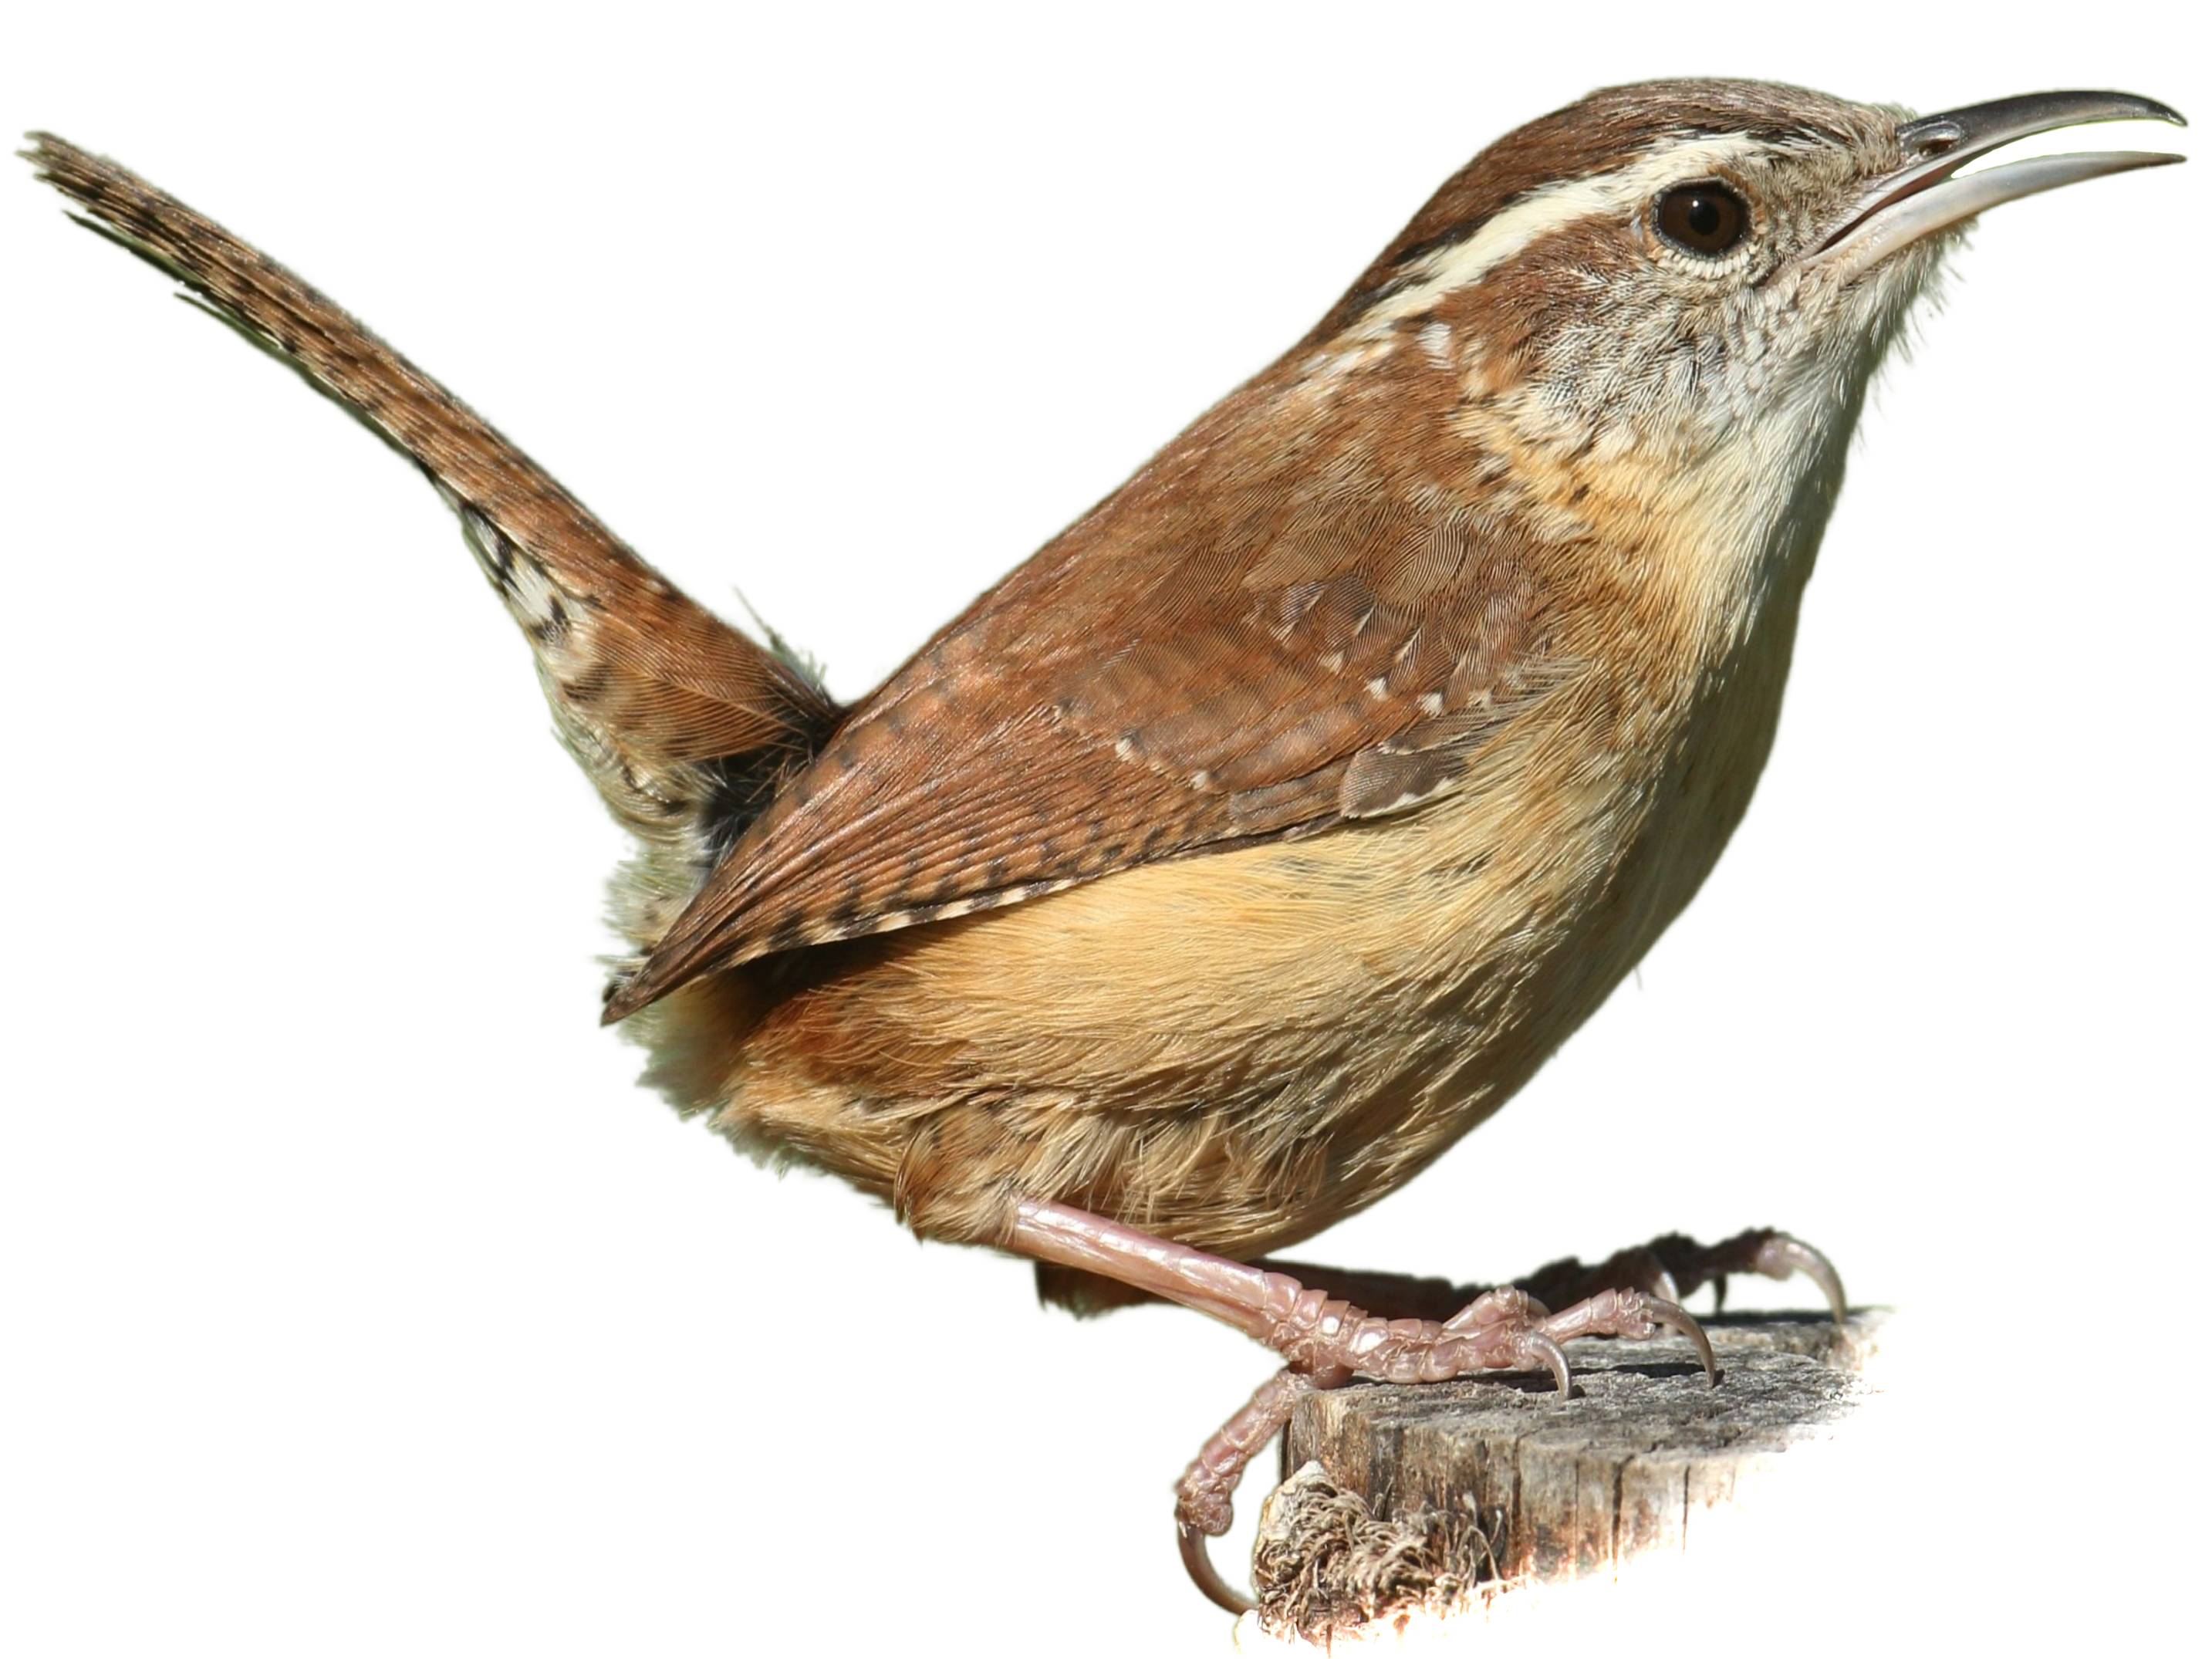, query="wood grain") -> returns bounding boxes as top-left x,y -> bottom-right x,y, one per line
1253,1313 -> 1882,1637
